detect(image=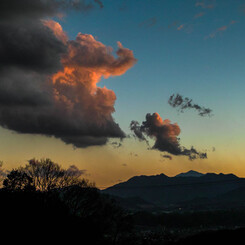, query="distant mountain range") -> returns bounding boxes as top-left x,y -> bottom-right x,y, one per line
102,171 -> 245,211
